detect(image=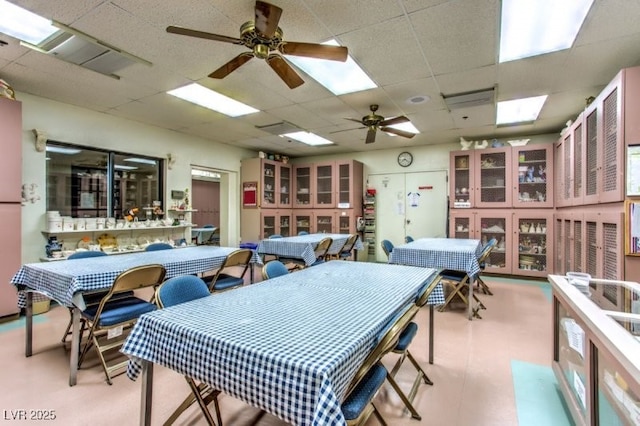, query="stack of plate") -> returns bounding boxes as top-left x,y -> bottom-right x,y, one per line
567,272 -> 591,296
